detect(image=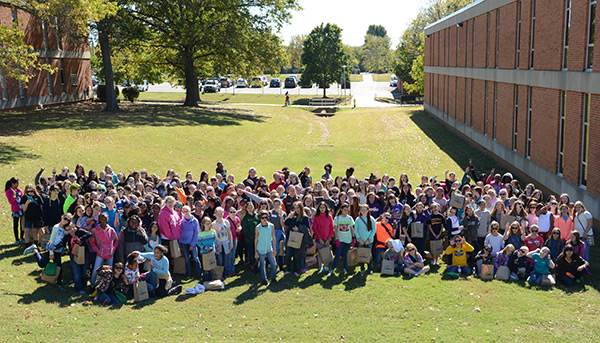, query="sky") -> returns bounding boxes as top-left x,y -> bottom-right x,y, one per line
277,0 -> 425,47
